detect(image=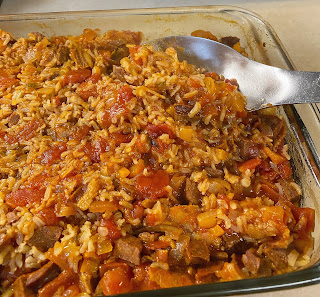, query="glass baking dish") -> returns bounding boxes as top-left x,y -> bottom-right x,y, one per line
0,5 -> 320,296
